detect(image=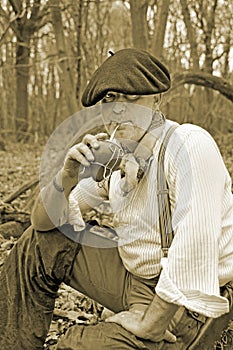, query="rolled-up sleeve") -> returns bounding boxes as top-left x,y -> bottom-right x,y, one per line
155,127 -> 230,318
